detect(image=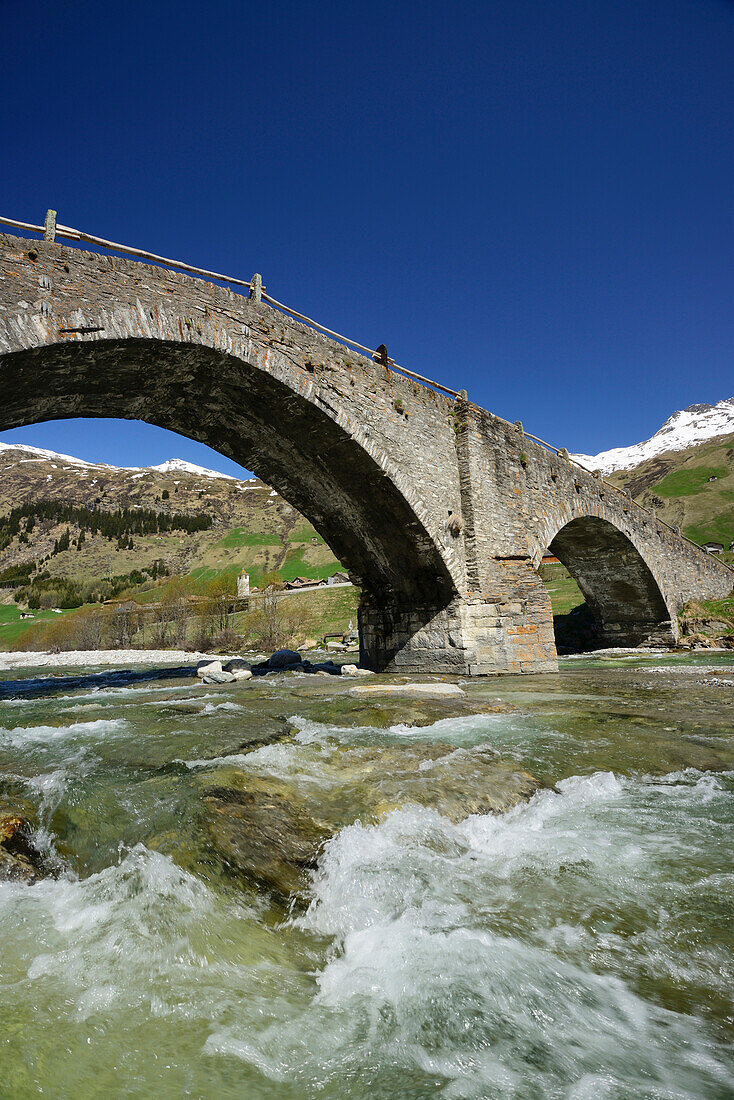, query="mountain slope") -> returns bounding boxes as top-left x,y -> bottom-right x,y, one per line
608,432 -> 734,552
572,398 -> 734,474
0,445 -> 342,592
0,442 -> 238,481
